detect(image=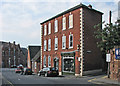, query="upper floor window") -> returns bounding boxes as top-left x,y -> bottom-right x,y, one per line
62,35 -> 66,49
48,22 -> 51,34
48,56 -> 51,67
54,19 -> 58,33
55,37 -> 58,50
43,55 -> 46,67
9,47 -> 11,56
69,14 -> 73,29
44,24 -> 47,36
44,40 -> 47,51
62,16 -> 66,30
48,39 -> 51,51
69,34 -> 73,48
